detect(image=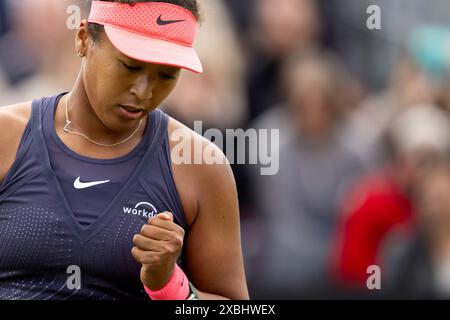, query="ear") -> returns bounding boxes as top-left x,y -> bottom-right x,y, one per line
75,19 -> 90,57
